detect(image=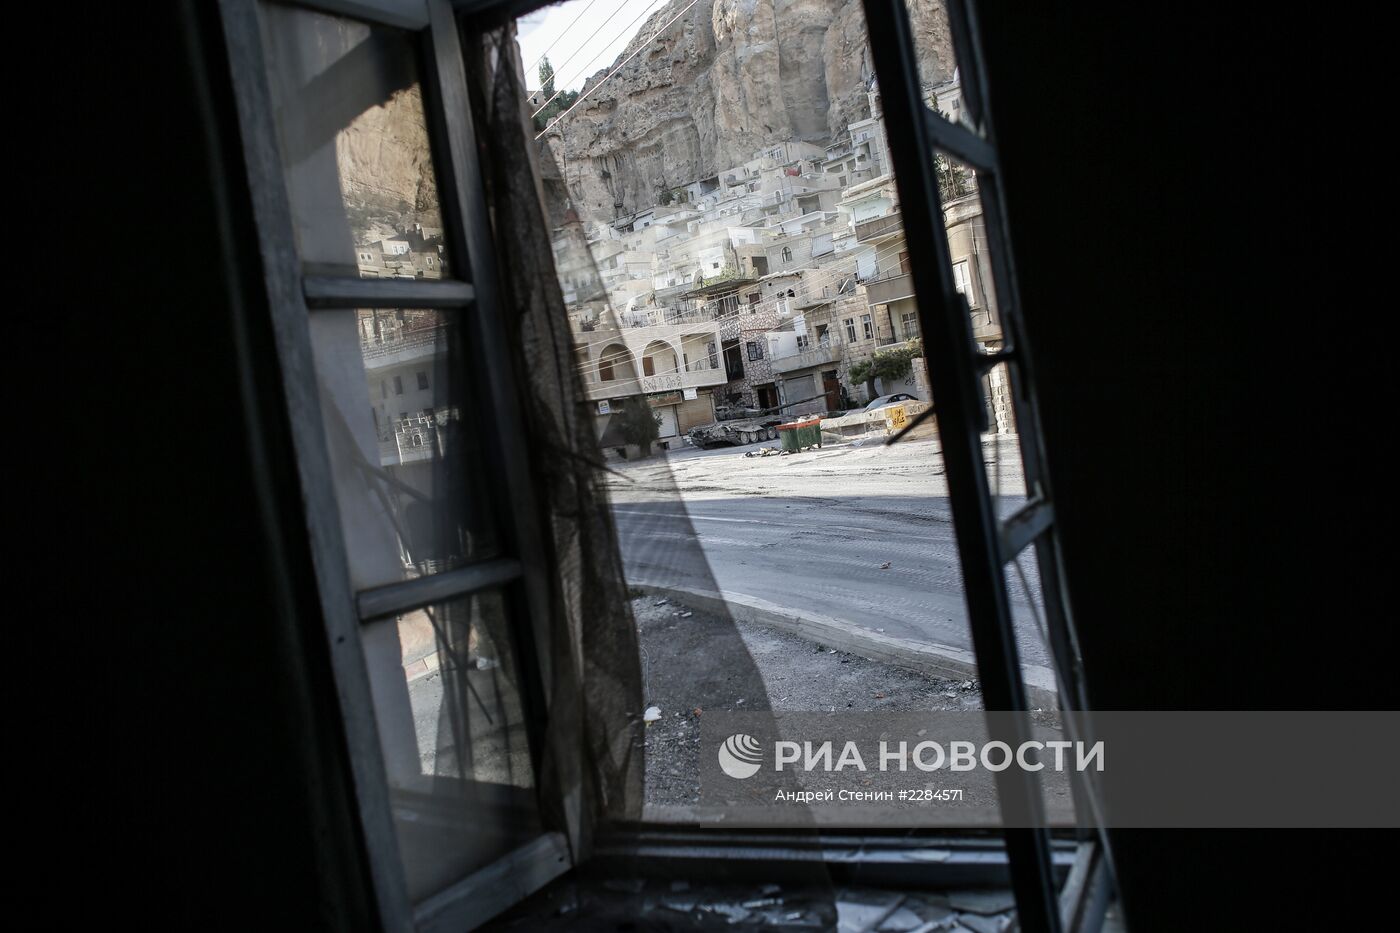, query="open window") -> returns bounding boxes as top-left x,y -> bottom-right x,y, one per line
217,0 -> 1112,929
